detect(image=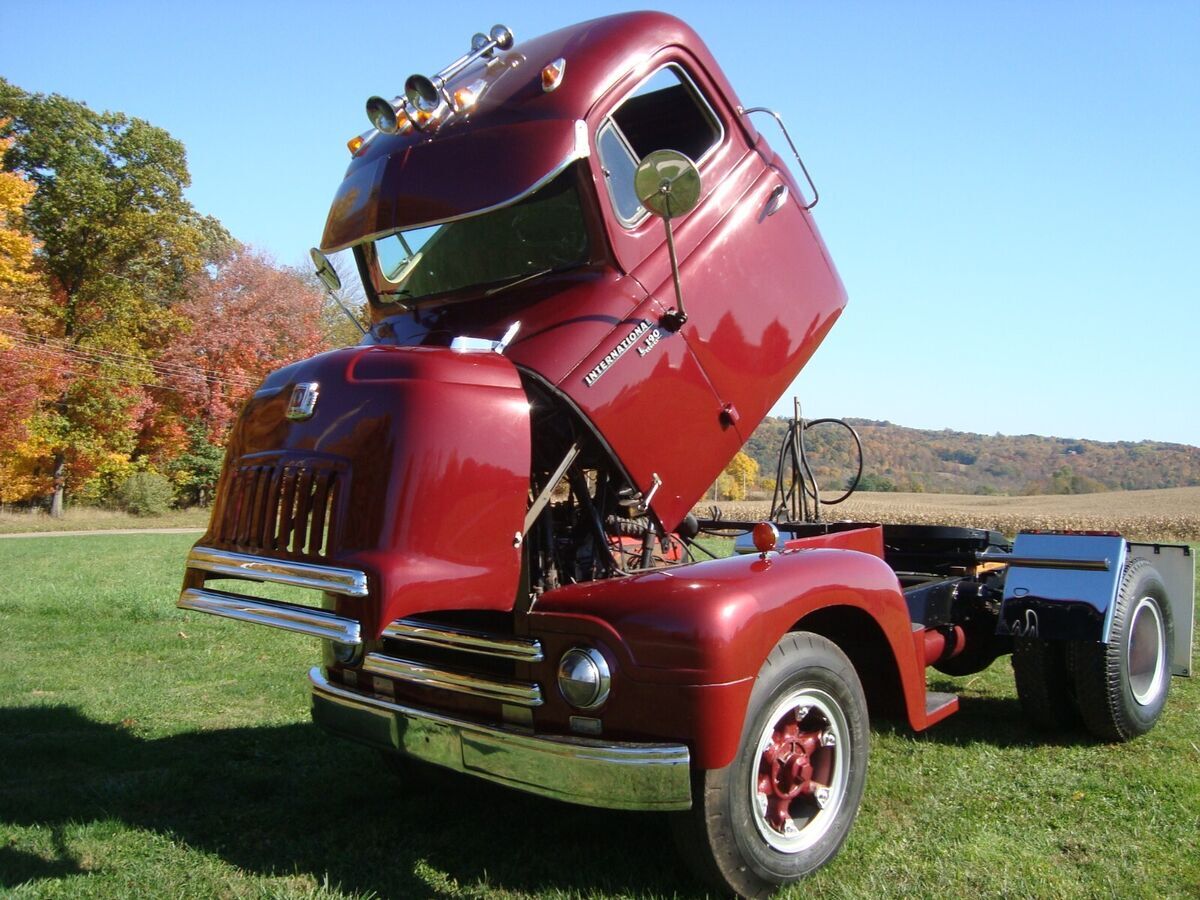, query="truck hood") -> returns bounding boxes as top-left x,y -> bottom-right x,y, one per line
200,346 -> 531,637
